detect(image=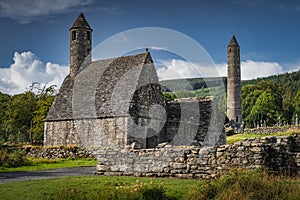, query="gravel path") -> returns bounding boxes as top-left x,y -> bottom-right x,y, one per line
0,167 -> 96,184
